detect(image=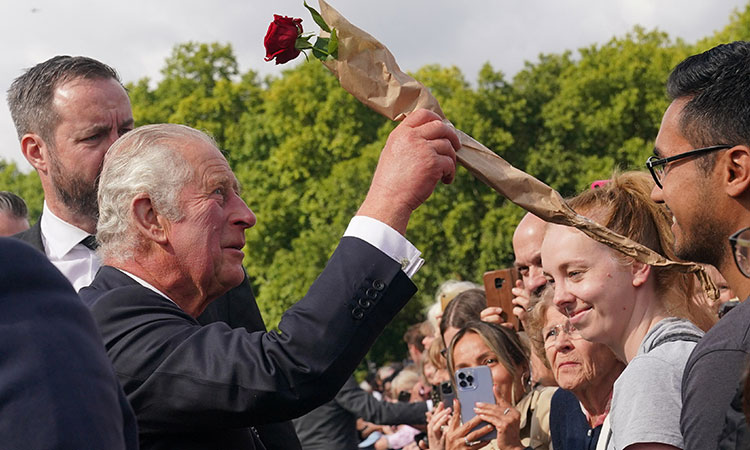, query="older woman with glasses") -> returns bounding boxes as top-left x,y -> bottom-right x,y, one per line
542,171 -> 714,450
526,293 -> 625,450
